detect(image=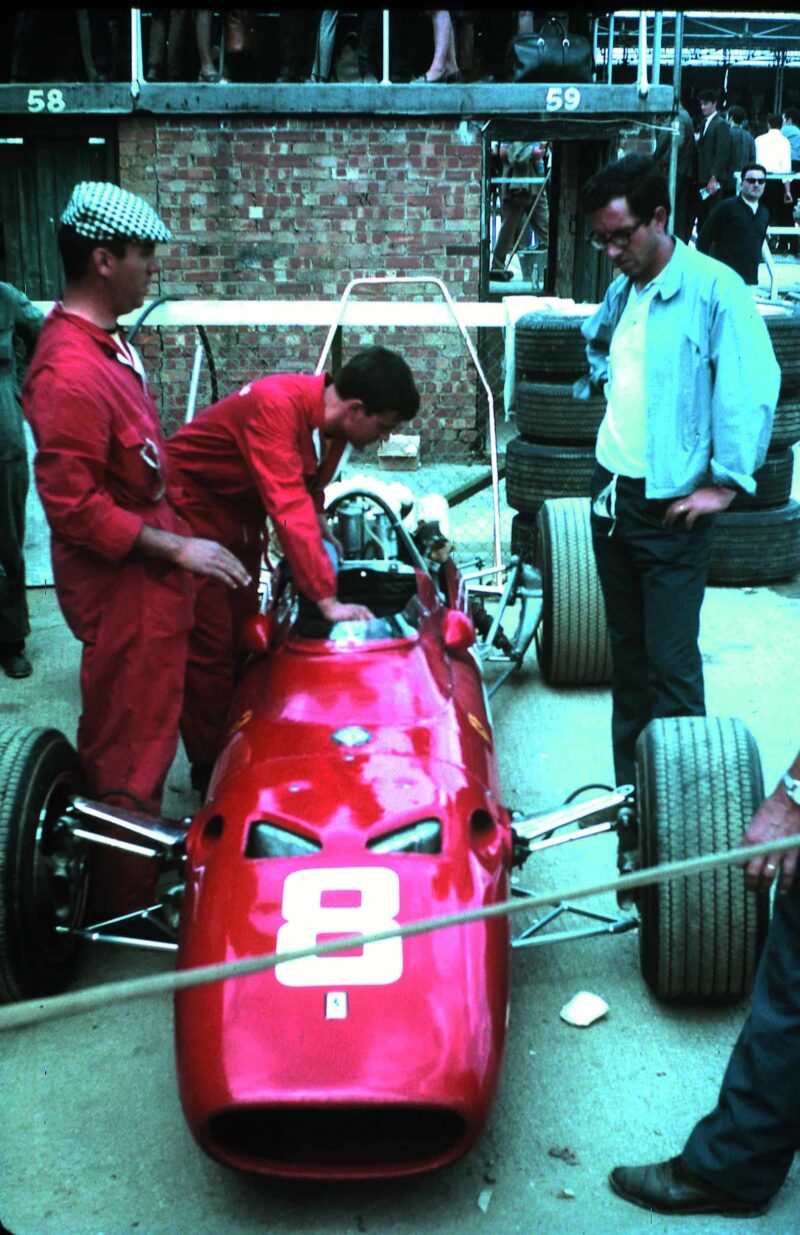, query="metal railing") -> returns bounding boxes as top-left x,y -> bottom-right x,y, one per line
6,10 -> 664,96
